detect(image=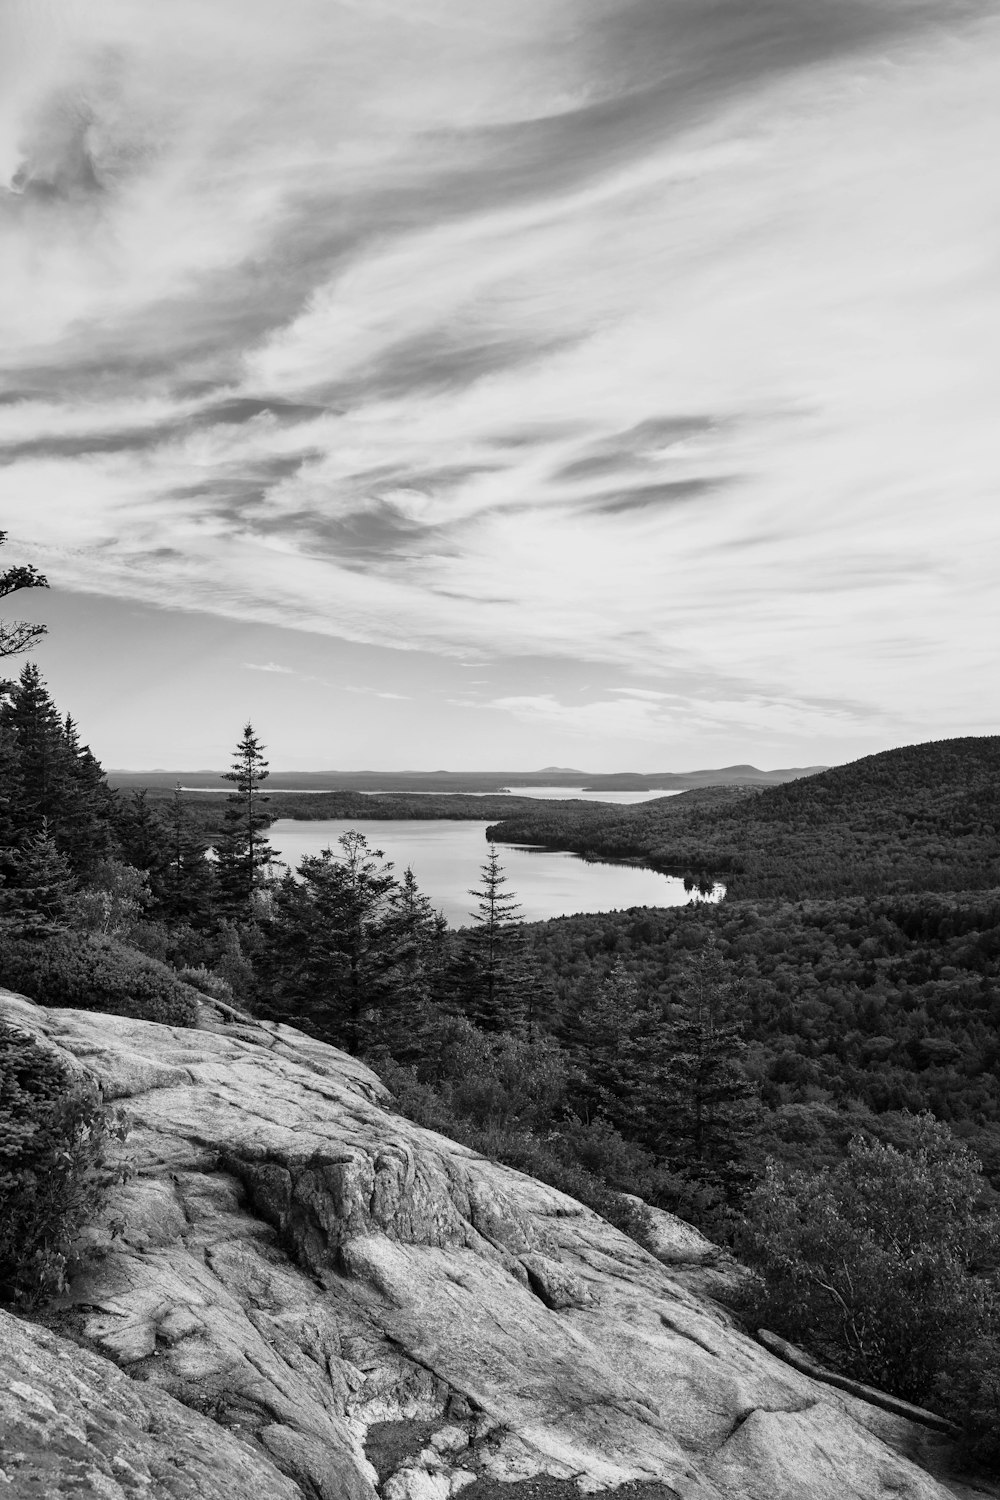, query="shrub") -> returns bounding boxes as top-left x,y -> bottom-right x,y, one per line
0,1018 -> 128,1307
0,924 -> 200,1027
376,1054 -> 652,1246
737,1115 -> 1000,1461
936,1331 -> 1000,1467
69,858 -> 150,938
421,1016 -> 568,1131
176,965 -> 234,1004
